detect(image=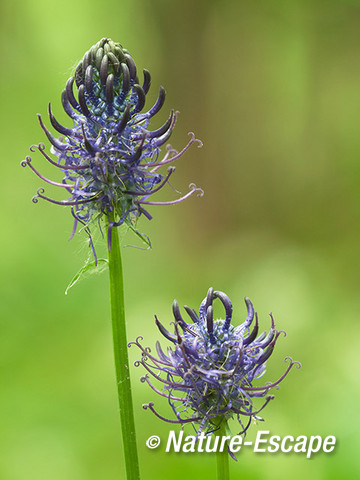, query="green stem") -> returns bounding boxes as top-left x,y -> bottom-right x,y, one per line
216,419 -> 230,480
107,215 -> 140,480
